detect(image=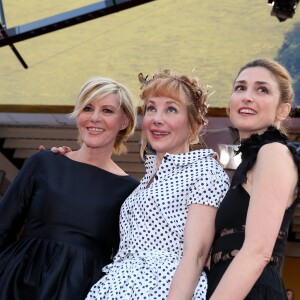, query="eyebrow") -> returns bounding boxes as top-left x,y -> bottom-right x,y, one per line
147,99 -> 181,106
235,79 -> 270,85
166,100 -> 181,106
